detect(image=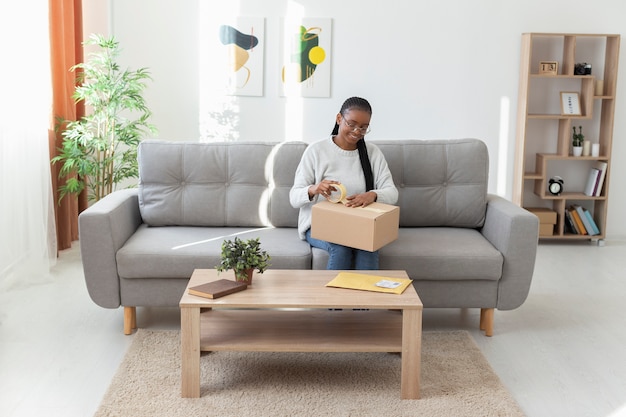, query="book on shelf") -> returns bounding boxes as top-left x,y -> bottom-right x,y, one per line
567,206 -> 587,235
574,205 -> 598,236
582,208 -> 600,235
565,209 -> 582,234
592,161 -> 608,197
188,279 -> 248,299
584,168 -> 600,196
564,210 -> 578,234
